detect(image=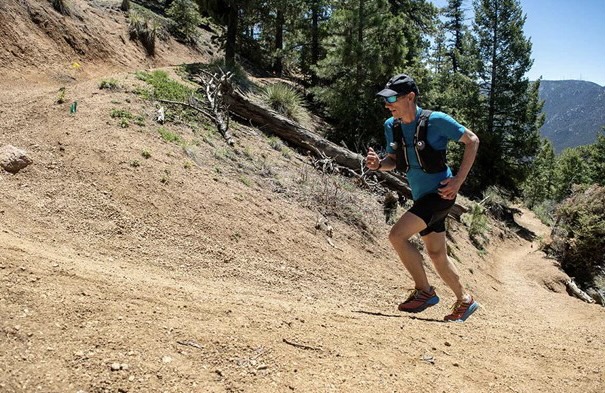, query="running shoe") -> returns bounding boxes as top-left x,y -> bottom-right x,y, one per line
444,297 -> 479,322
398,287 -> 440,313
